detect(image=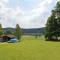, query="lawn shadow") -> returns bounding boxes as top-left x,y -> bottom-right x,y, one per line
46,39 -> 60,42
